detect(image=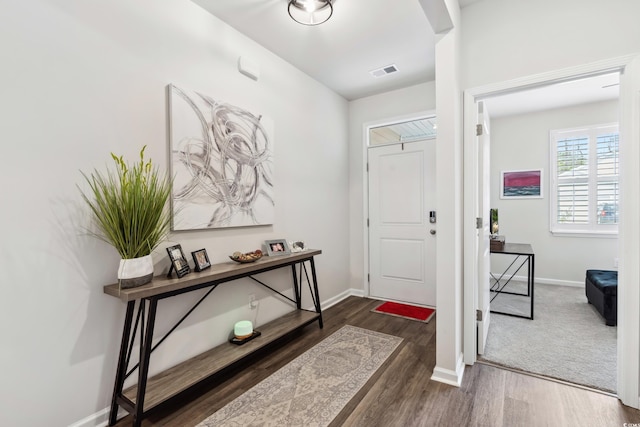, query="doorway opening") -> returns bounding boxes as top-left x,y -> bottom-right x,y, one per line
479,72 -> 620,393
463,55 -> 640,408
